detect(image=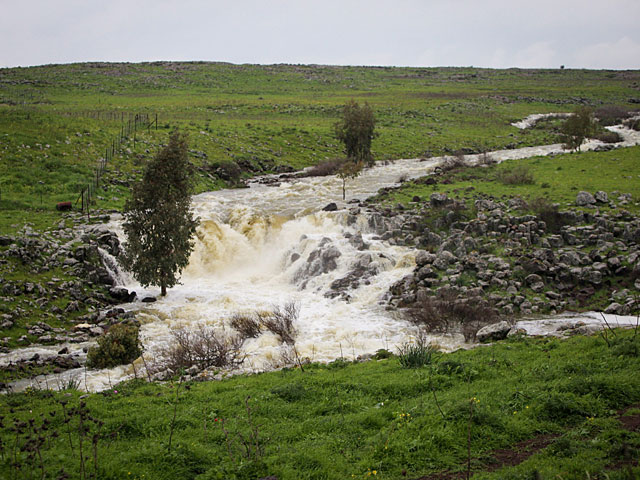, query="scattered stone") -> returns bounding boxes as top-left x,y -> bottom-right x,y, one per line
109,286 -> 137,303
430,193 -> 450,208
576,191 -> 596,206
477,321 -> 512,342
594,191 -> 609,203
